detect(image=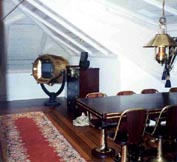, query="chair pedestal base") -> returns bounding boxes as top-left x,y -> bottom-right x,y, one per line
91,147 -> 115,159
150,136 -> 168,162
91,128 -> 115,158
121,145 -> 128,162
150,157 -> 168,162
